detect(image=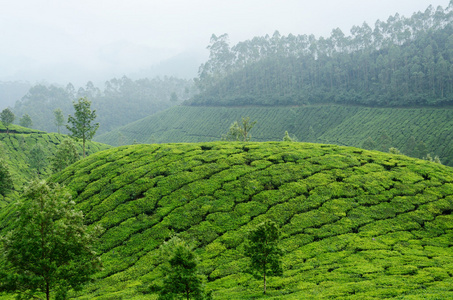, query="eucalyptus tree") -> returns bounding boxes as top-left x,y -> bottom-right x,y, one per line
53,108 -> 65,134
66,98 -> 99,158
